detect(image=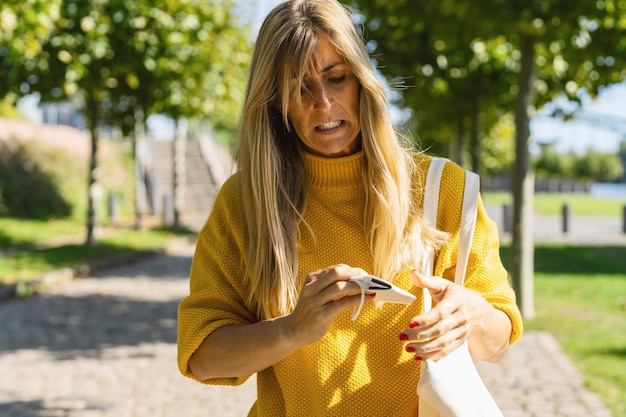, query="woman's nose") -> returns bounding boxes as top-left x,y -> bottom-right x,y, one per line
312,84 -> 331,109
